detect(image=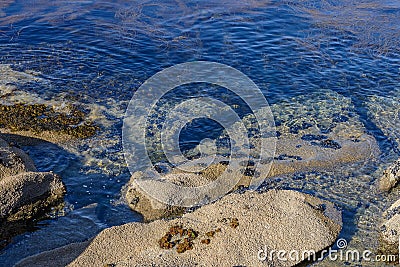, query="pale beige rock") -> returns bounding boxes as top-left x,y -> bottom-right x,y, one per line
125,163 -> 253,222
61,190 -> 341,267
380,198 -> 400,246
0,143 -> 37,180
124,172 -> 186,222
0,128 -> 76,144
0,136 -> 65,222
0,171 -> 65,220
379,159 -> 400,191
